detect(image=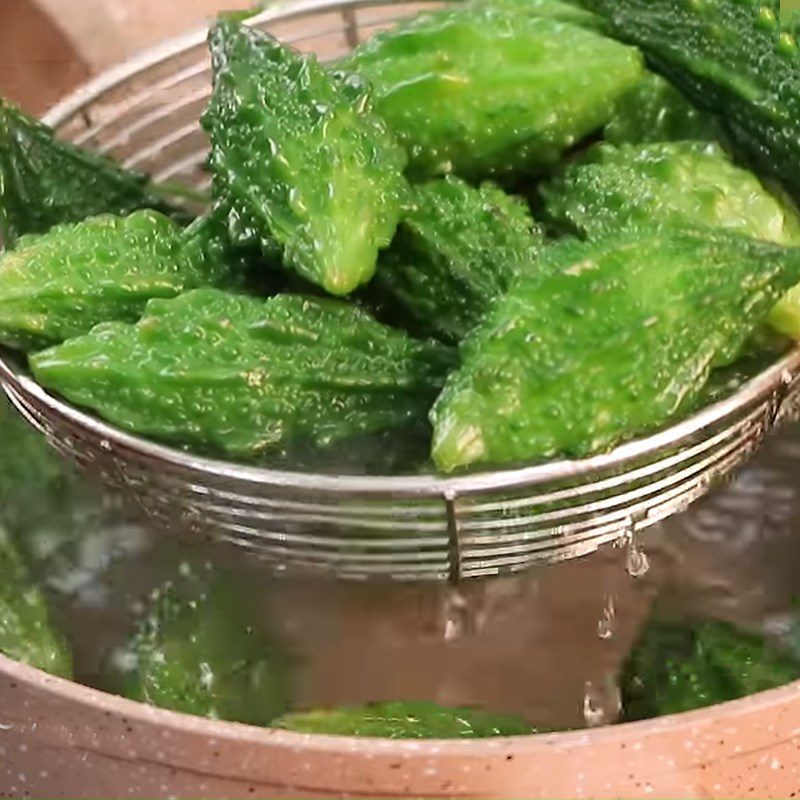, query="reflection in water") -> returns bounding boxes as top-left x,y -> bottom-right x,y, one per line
4,388 -> 800,730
